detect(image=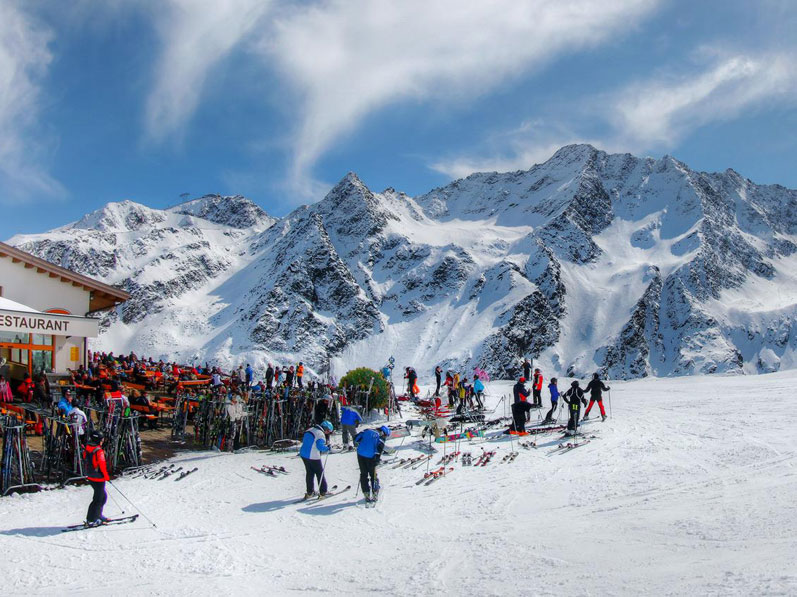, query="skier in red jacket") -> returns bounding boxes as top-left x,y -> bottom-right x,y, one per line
83,430 -> 110,526
531,368 -> 544,407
